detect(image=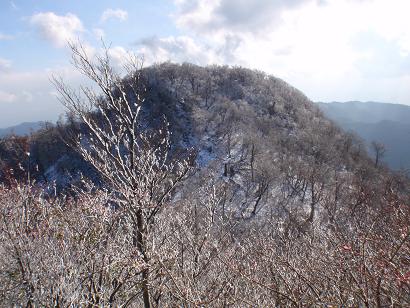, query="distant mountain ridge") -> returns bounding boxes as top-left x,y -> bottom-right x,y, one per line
318,101 -> 410,124
0,121 -> 45,138
317,101 -> 410,171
